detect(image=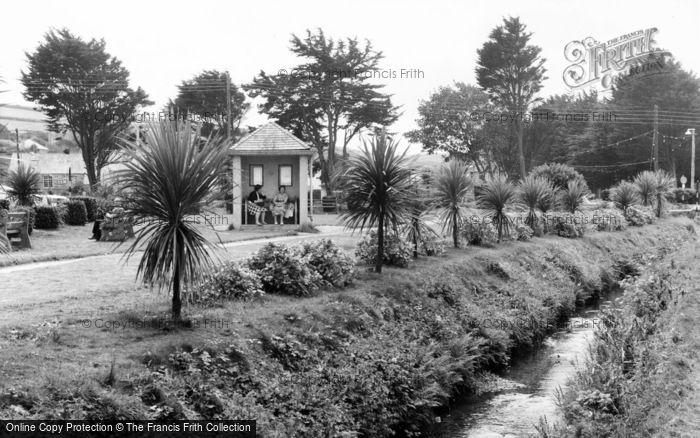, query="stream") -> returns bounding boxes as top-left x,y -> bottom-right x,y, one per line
428,289 -> 624,437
